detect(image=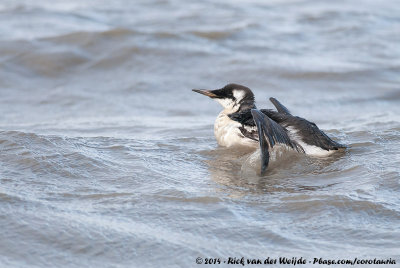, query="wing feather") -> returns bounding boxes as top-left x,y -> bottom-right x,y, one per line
251,109 -> 303,175
269,97 -> 291,115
